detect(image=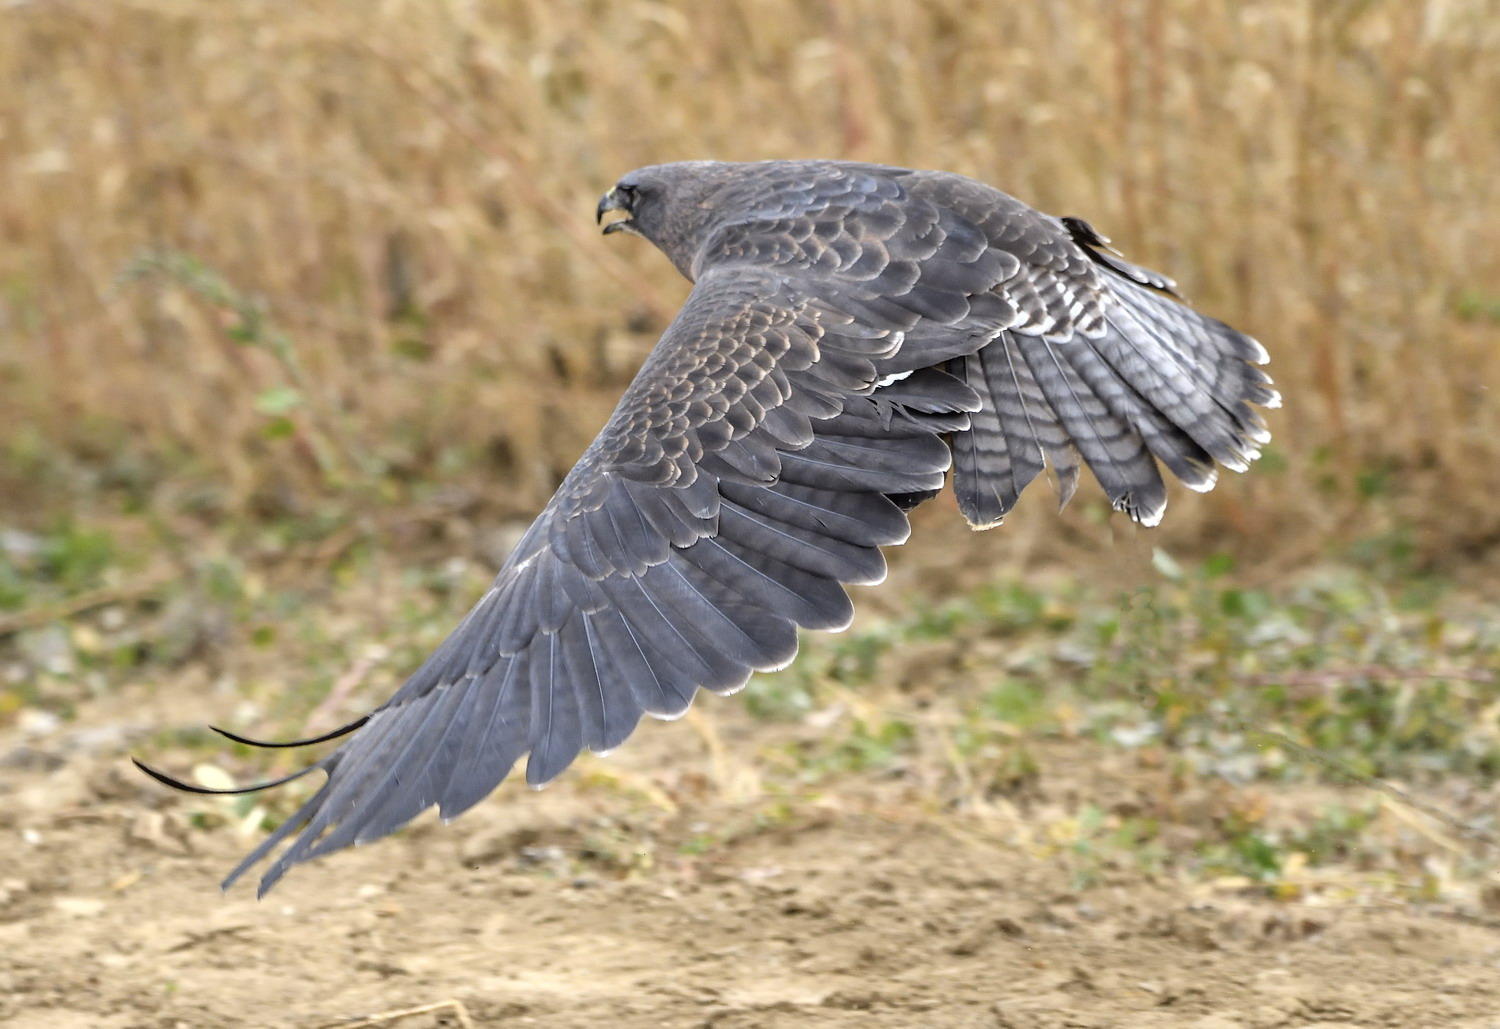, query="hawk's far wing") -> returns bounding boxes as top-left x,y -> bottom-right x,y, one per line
172,261 -> 990,896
